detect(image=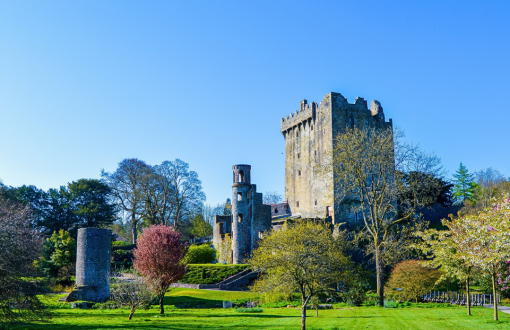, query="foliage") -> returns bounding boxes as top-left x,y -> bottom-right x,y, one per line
249,220 -> 350,330
317,126 -> 442,306
235,307 -> 263,313
38,229 -> 76,279
0,201 -> 47,325
337,265 -> 372,306
102,158 -> 206,242
190,214 -> 213,238
397,171 -> 454,208
217,233 -> 232,264
112,240 -> 128,246
109,277 -> 155,320
133,225 -> 187,314
183,245 -> 216,265
180,264 -> 249,284
452,163 -> 476,205
1,180 -> 116,238
384,260 -> 440,302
